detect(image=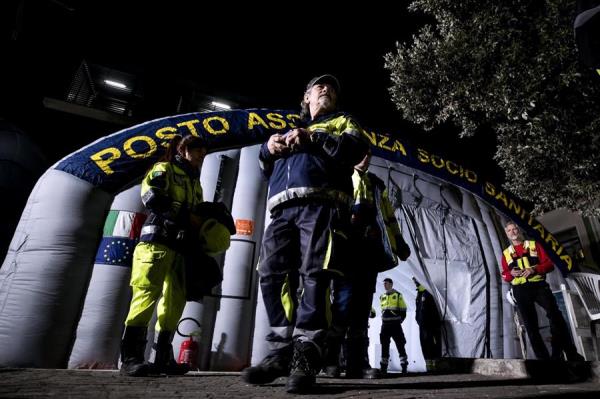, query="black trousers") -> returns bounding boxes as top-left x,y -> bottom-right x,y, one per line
327,269 -> 378,370
512,282 -> 578,360
258,201 -> 349,353
380,322 -> 408,364
419,323 -> 442,360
